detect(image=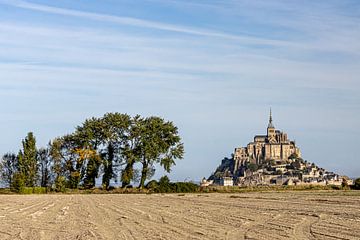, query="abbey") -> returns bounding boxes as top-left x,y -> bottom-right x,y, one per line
233,110 -> 301,170
204,110 -> 349,187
